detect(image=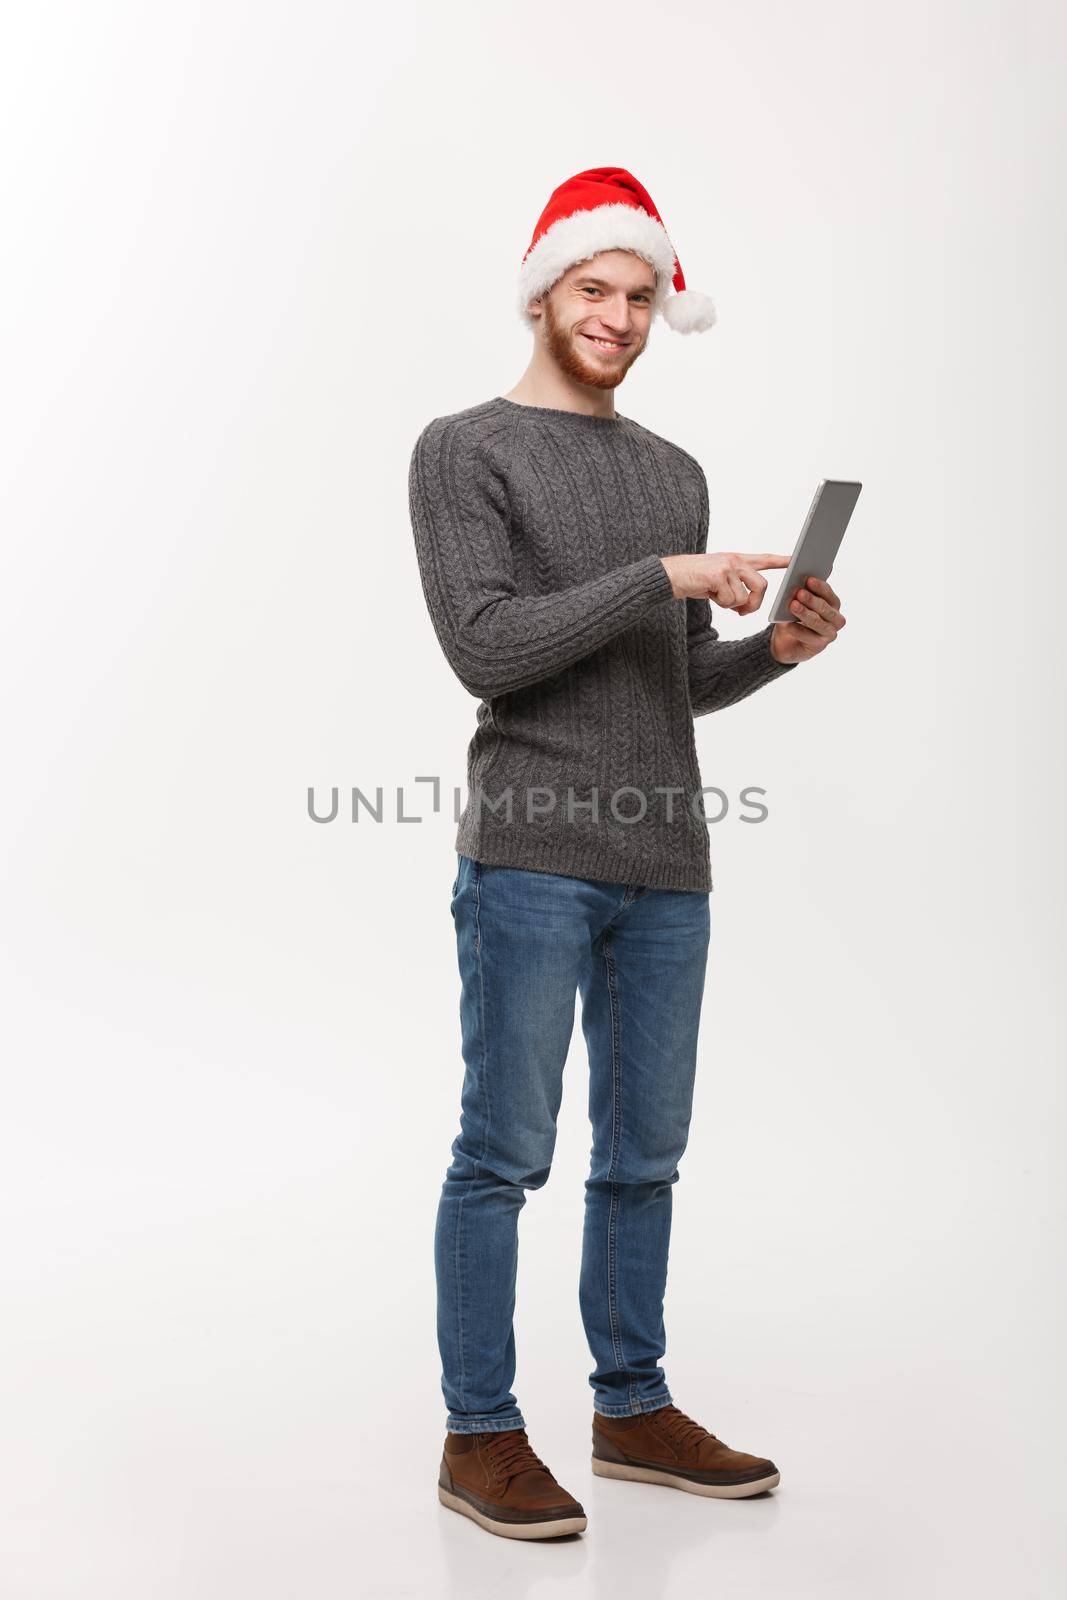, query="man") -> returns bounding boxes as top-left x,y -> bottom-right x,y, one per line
408,167 -> 846,1541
